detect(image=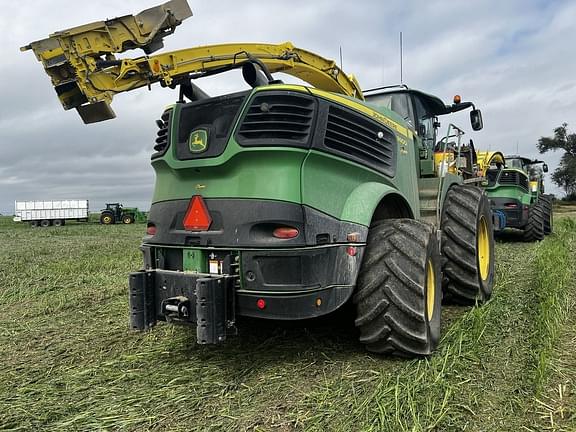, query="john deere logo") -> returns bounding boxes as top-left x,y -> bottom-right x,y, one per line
189,129 -> 208,153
